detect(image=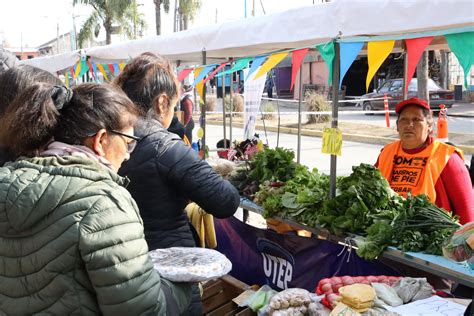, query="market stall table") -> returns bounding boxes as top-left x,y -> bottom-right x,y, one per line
239,198 -> 474,301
